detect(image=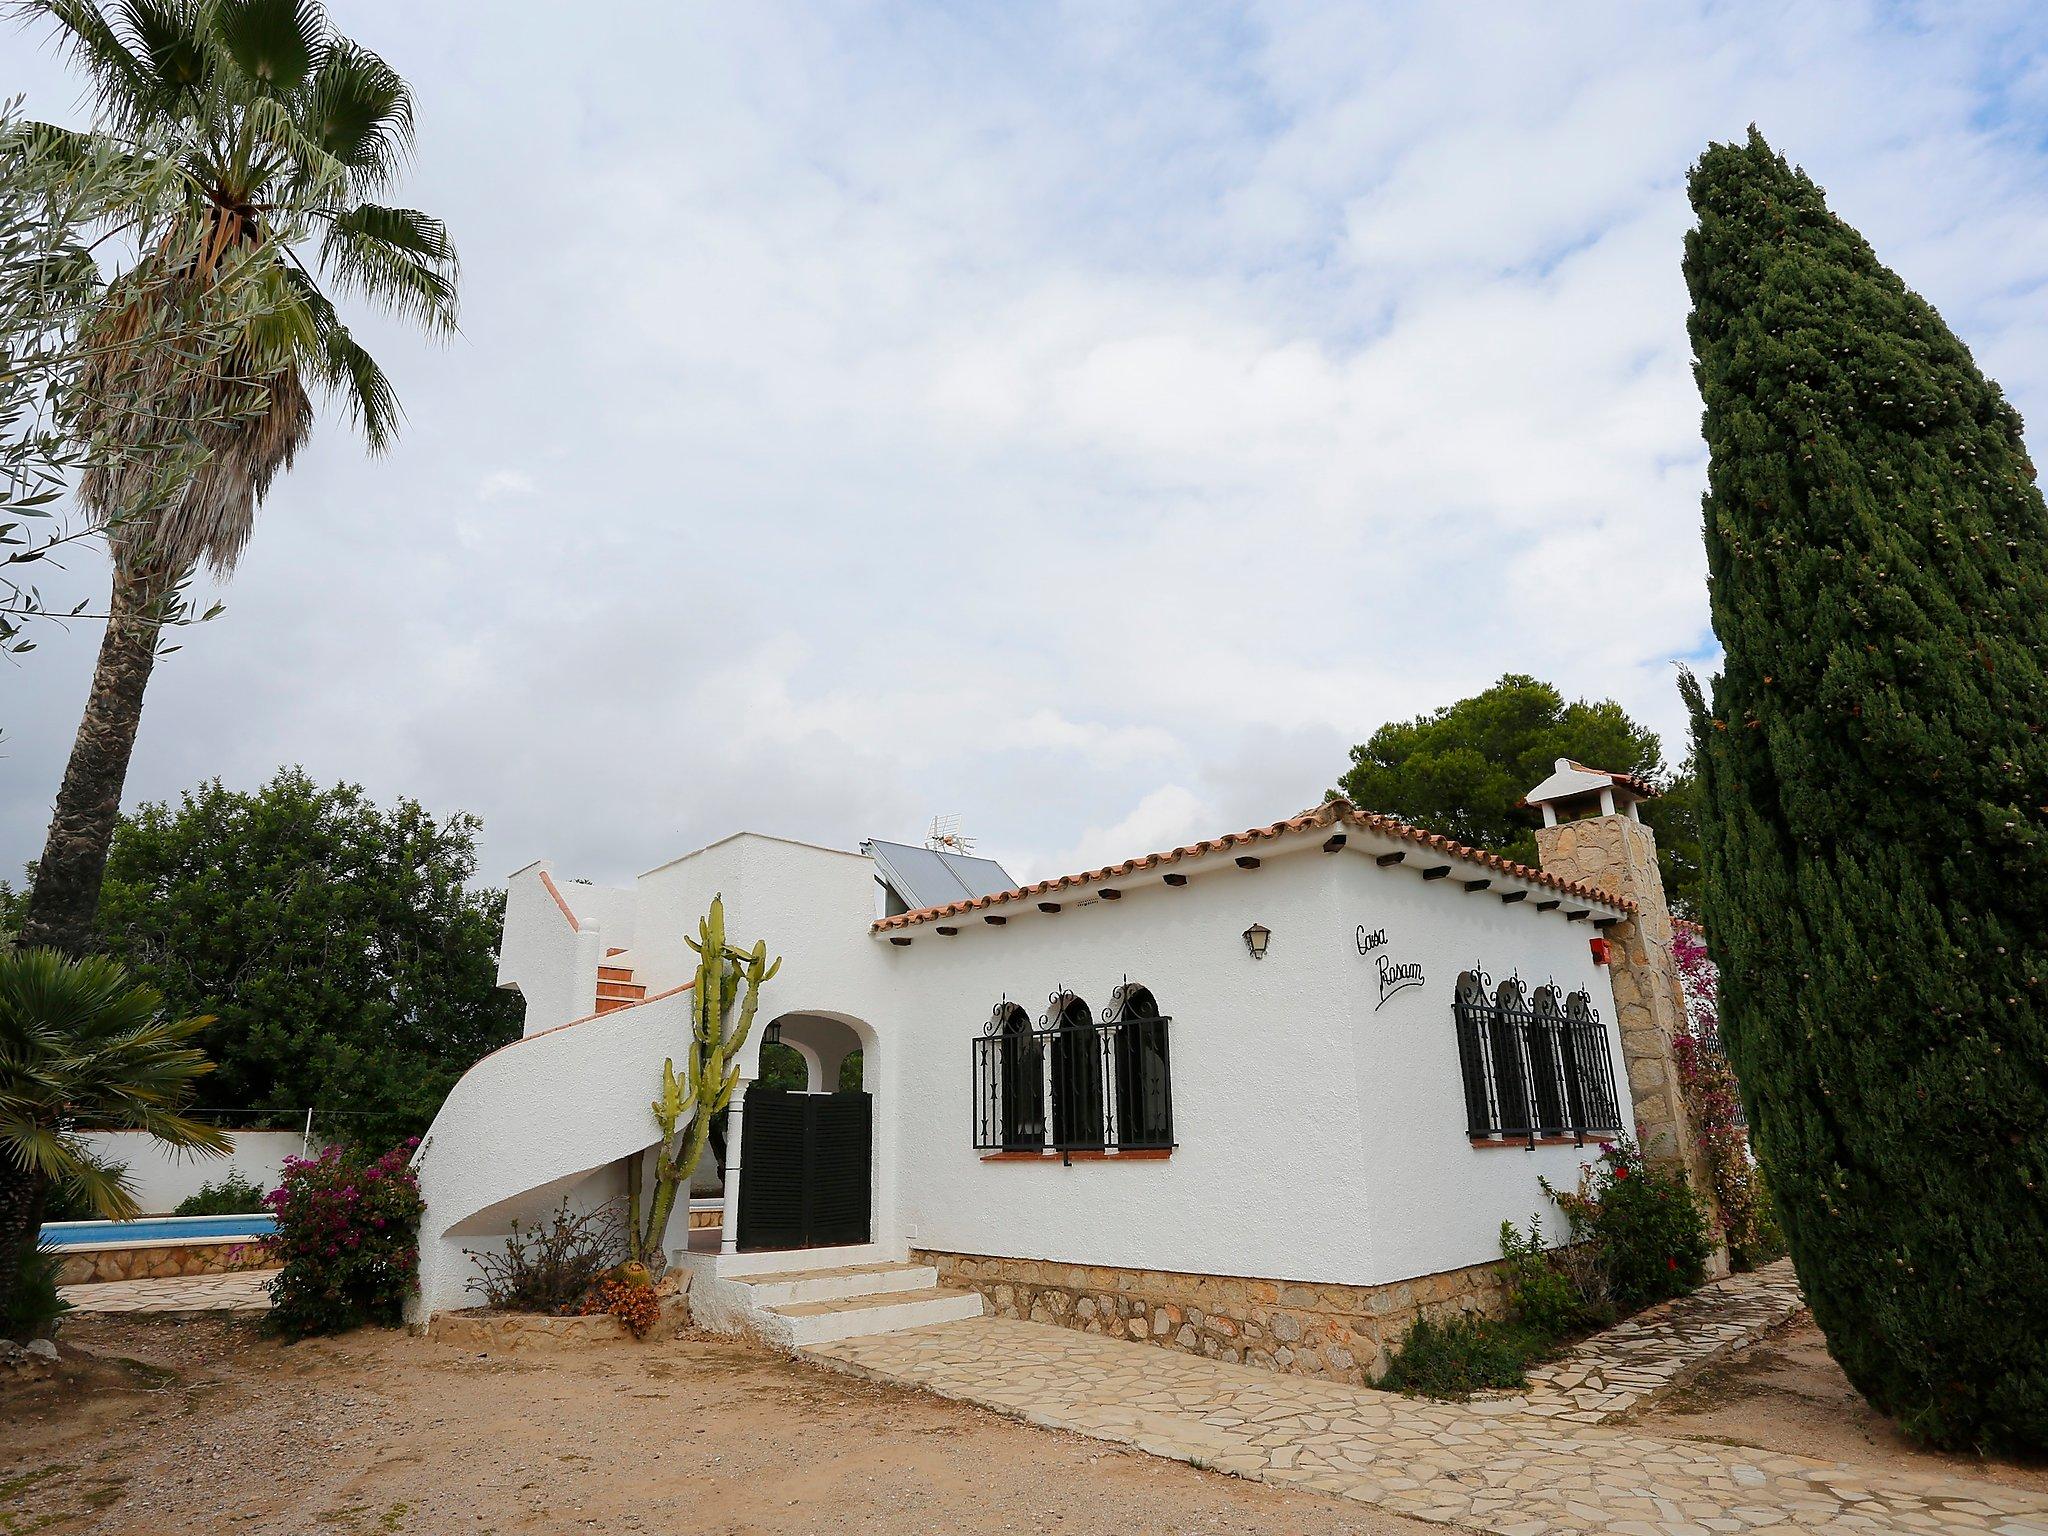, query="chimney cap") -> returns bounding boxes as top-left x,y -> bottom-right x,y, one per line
1523,758 -> 1658,811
